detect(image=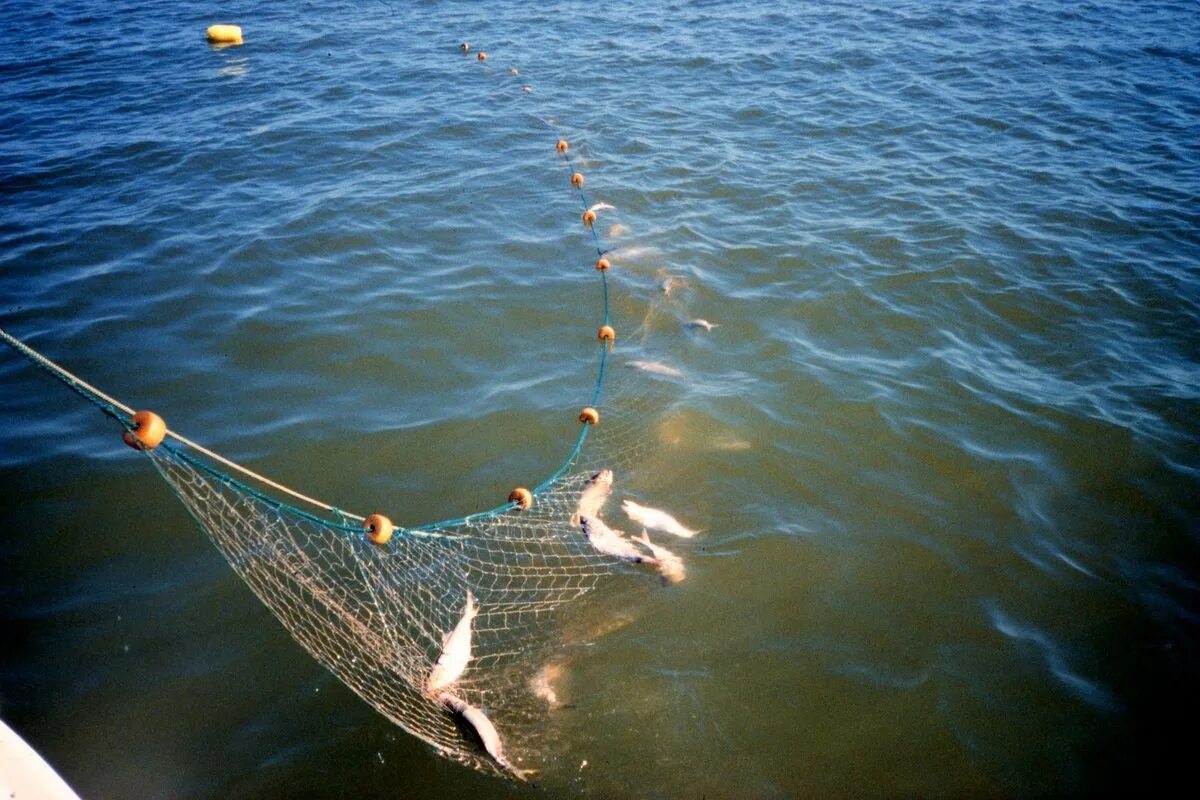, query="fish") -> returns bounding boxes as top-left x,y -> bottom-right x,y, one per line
635,531 -> 686,584
579,515 -> 649,563
529,662 -> 564,707
625,360 -> 684,378
622,500 -> 699,539
439,693 -> 535,780
587,202 -> 615,215
571,469 -> 613,527
687,318 -> 719,332
425,591 -> 479,694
